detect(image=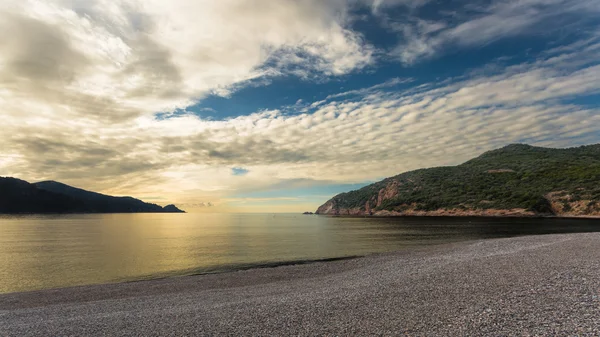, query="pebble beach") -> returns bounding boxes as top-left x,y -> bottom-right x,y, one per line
1,233 -> 599,336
